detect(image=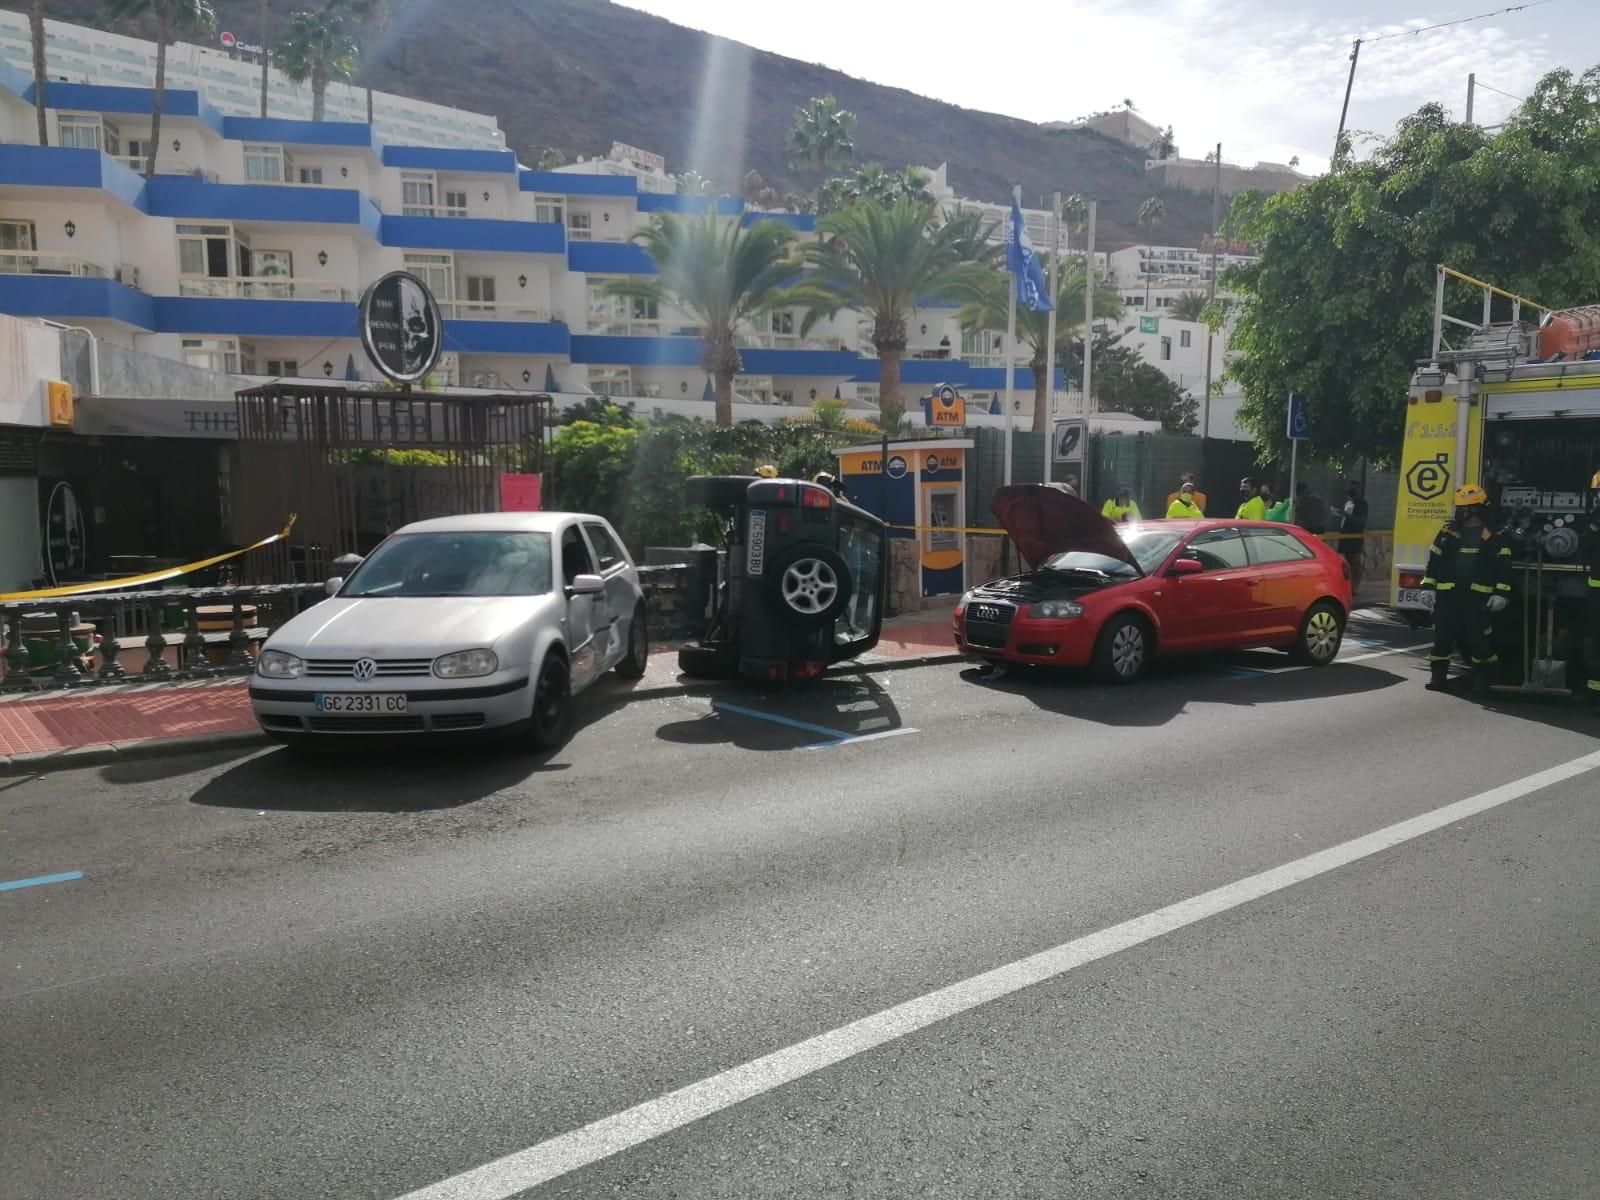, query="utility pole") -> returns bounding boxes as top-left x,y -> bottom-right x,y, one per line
1333,38 -> 1362,162
1202,141 -> 1221,440
258,0 -> 269,117
1465,72 -> 1476,124
1042,190 -> 1060,446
